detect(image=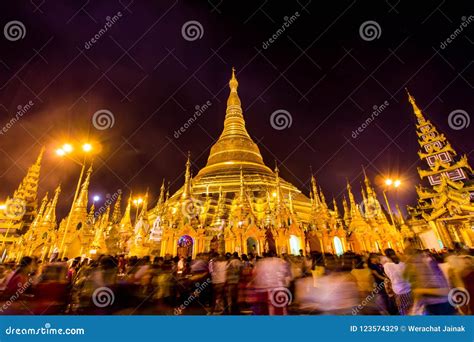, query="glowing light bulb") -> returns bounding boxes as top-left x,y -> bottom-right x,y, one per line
82,143 -> 92,152
385,179 -> 393,186
394,180 -> 401,188
93,195 -> 100,202
56,148 -> 66,156
62,144 -> 73,153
